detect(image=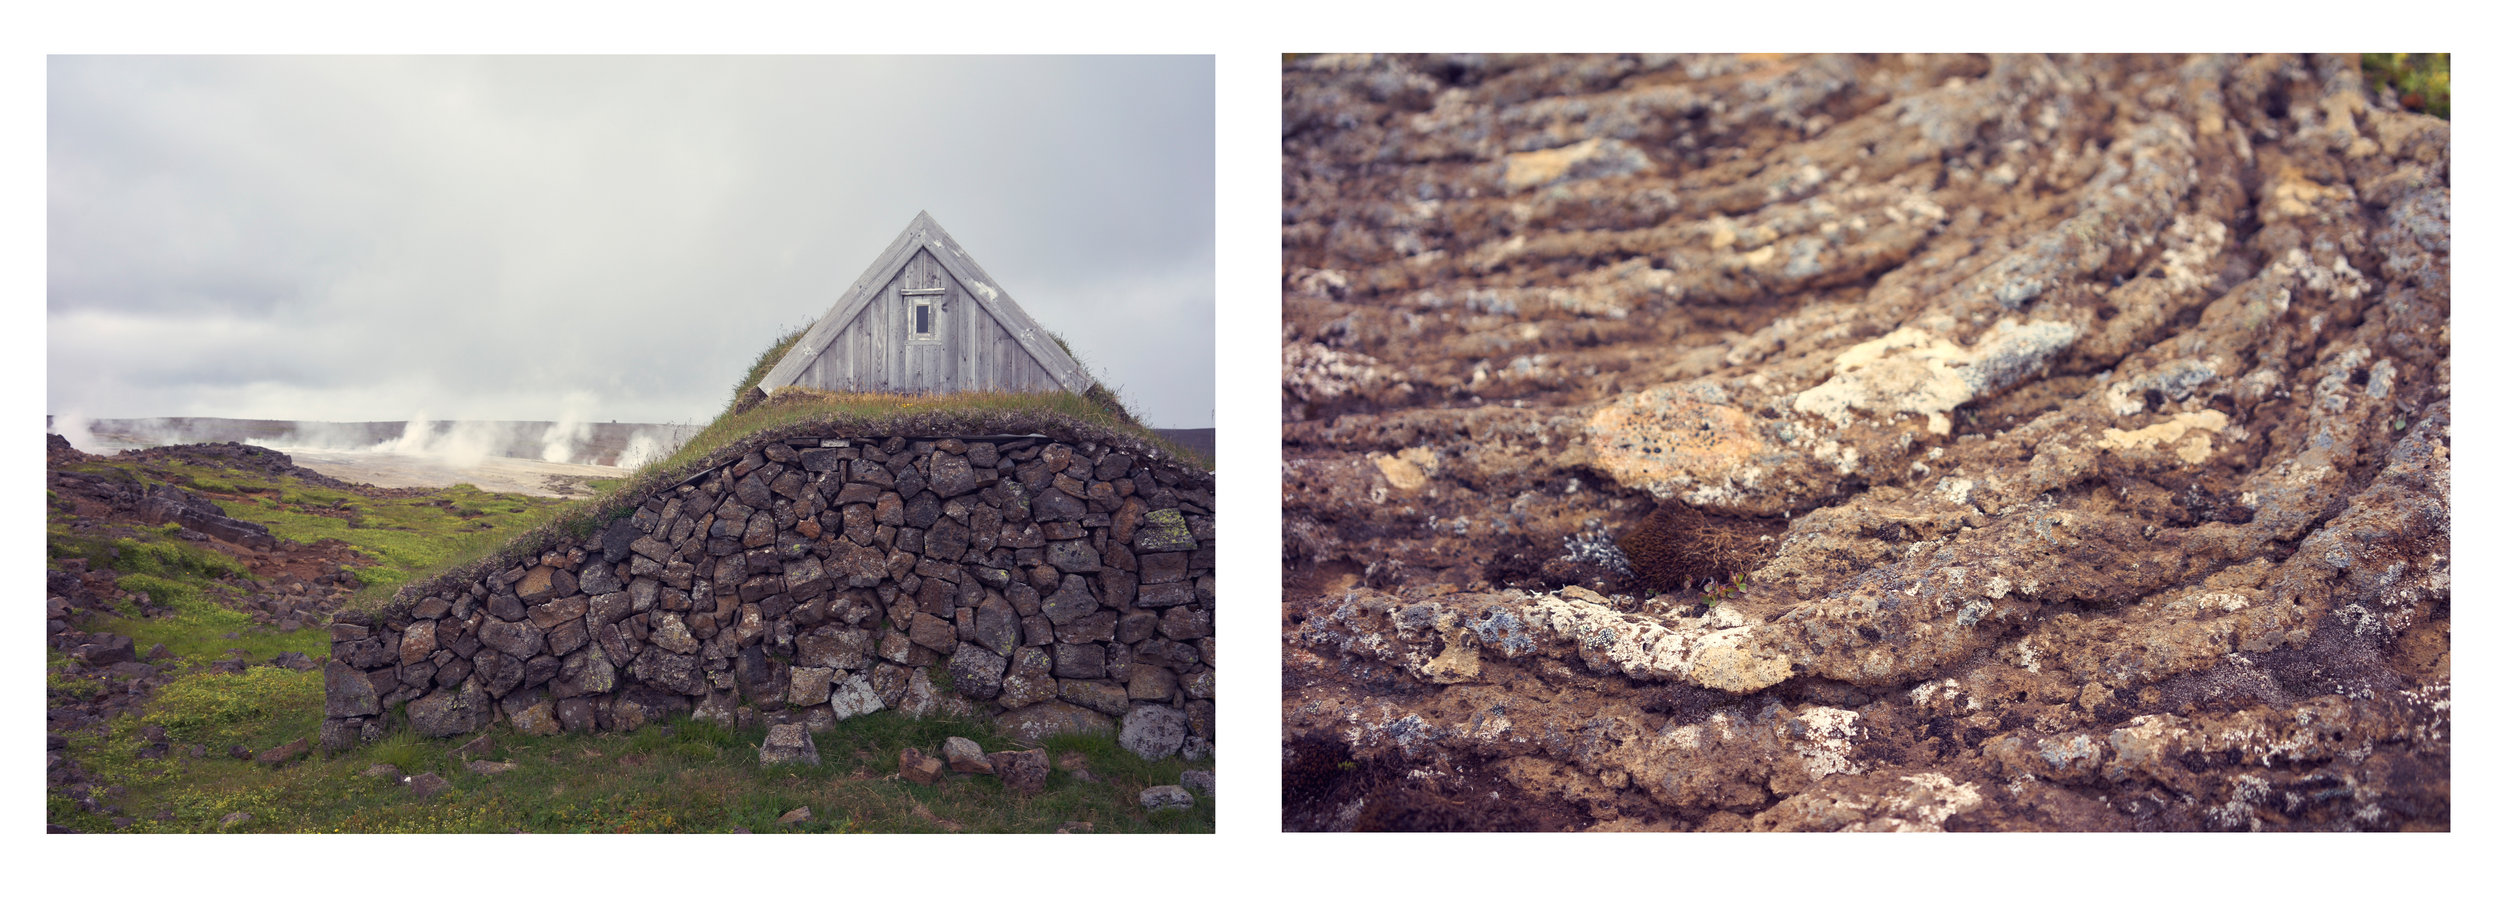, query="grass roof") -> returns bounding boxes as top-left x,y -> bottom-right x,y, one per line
350,327 -> 1210,623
